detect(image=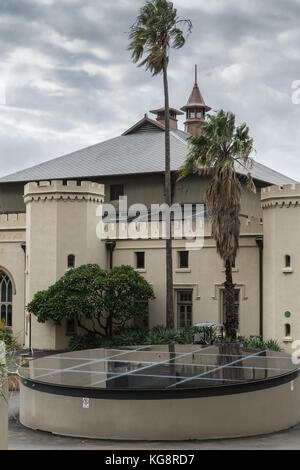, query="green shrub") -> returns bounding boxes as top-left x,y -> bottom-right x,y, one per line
69,327 -> 282,353
69,333 -> 115,351
222,335 -> 282,352
118,328 -> 150,346
0,323 -> 17,352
